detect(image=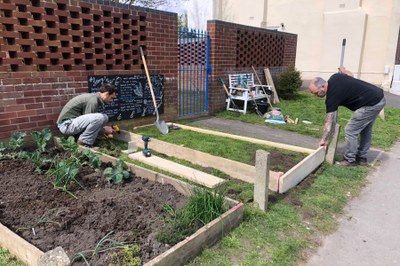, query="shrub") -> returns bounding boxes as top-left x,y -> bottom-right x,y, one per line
276,66 -> 302,99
